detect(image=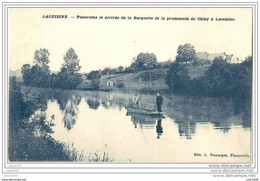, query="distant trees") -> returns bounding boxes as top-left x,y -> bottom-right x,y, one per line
21,49 -> 50,88
33,49 -> 50,67
130,53 -> 158,71
57,48 -> 82,89
176,43 -> 197,64
166,55 -> 252,99
21,48 -> 82,89
165,62 -> 190,93
87,70 -> 101,90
